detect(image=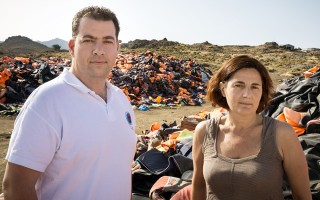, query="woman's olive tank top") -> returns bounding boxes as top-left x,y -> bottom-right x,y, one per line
202,116 -> 284,200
